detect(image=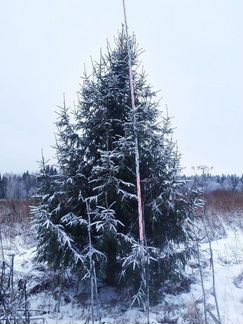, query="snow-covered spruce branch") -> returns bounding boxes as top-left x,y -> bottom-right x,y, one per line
33,206 -> 87,266
117,188 -> 137,201
93,203 -> 124,234
121,241 -> 157,272
61,212 -> 88,227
